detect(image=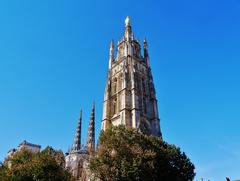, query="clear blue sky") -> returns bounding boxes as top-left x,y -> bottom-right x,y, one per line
0,0 -> 239,180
